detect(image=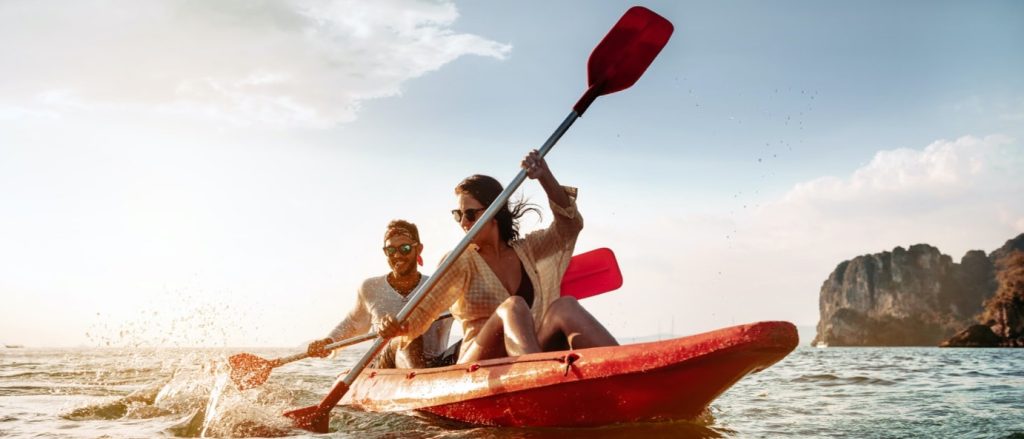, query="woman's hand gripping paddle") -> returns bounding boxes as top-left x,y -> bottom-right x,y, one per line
283,7 -> 672,433
227,248 -> 622,390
